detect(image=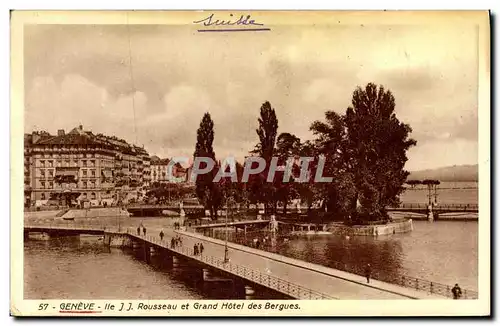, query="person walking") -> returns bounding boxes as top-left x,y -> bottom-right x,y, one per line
452,284 -> 462,299
171,238 -> 175,249
136,226 -> 141,236
143,226 -> 147,236
365,264 -> 372,283
159,229 -> 164,241
193,243 -> 198,256
200,243 -> 204,255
